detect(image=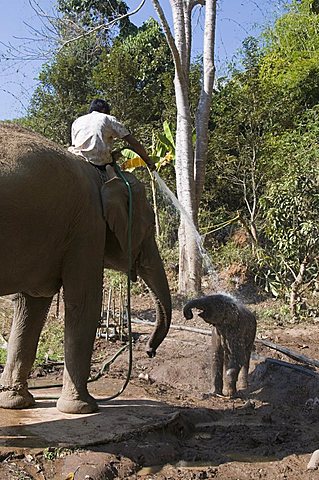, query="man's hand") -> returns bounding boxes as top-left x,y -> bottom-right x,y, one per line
146,160 -> 156,172
124,134 -> 156,172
